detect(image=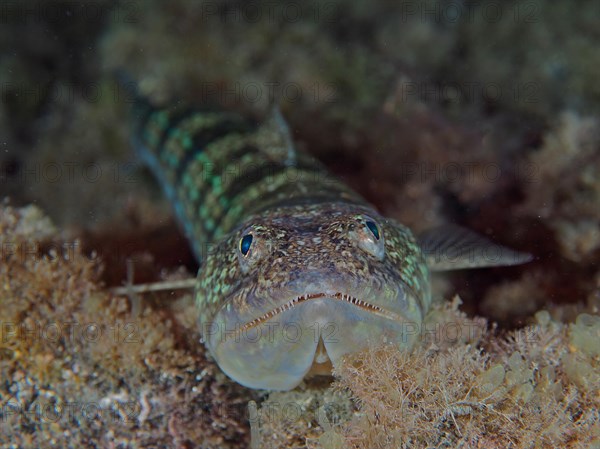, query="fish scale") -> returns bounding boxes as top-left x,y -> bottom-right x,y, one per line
124,79 -> 531,390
